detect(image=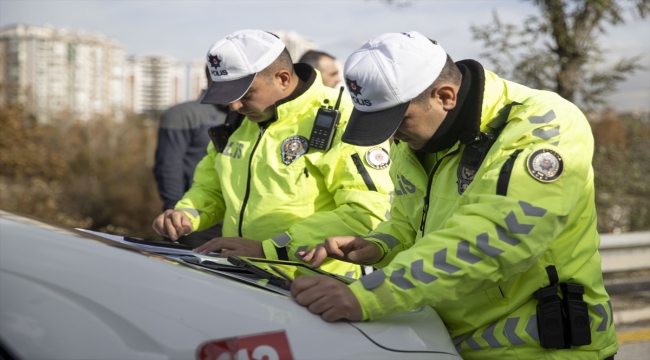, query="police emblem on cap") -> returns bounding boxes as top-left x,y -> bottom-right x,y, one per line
365,147 -> 390,170
208,54 -> 222,69
345,78 -> 363,96
527,149 -> 564,182
281,136 -> 309,165
457,165 -> 476,194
